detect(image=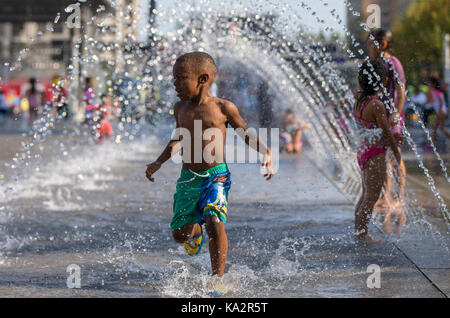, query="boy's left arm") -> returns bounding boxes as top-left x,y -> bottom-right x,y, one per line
222,101 -> 274,180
